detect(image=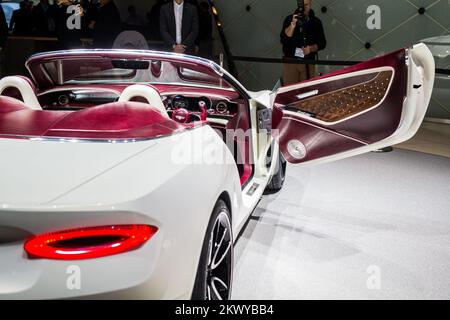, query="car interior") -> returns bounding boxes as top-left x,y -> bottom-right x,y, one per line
0,75 -> 254,187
